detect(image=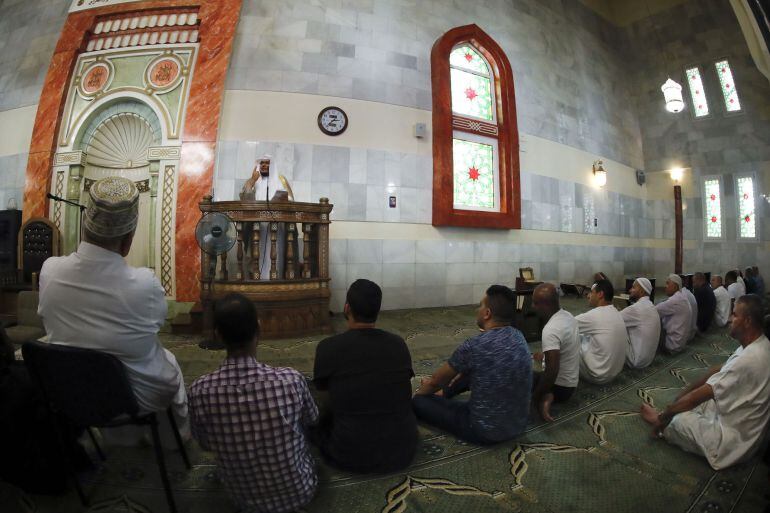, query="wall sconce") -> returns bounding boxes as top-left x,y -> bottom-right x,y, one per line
669,167 -> 684,183
592,160 -> 607,187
